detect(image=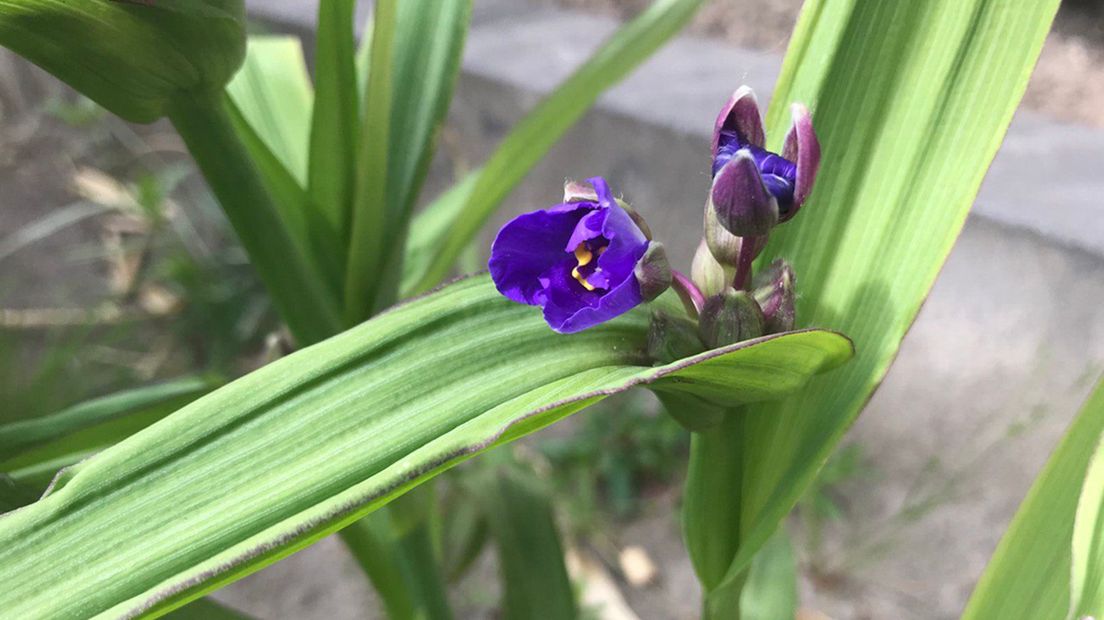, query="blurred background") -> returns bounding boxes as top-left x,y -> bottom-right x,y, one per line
1,0 -> 1102,618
